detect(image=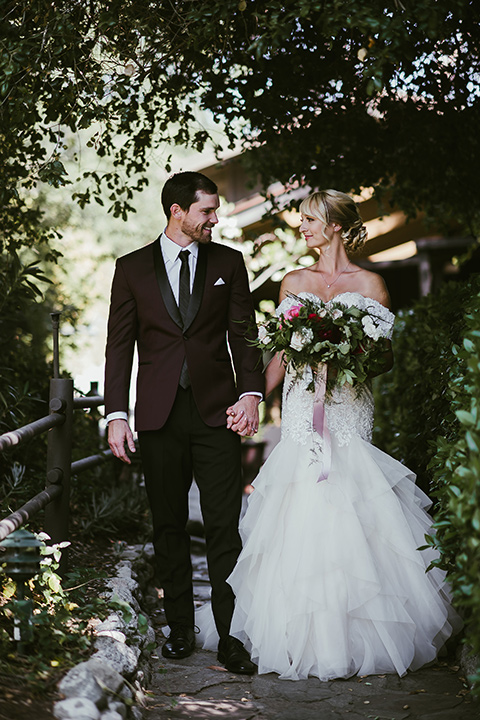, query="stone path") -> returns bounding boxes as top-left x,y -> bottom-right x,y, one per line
143,651 -> 475,720
140,527 -> 478,720
136,486 -> 480,720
